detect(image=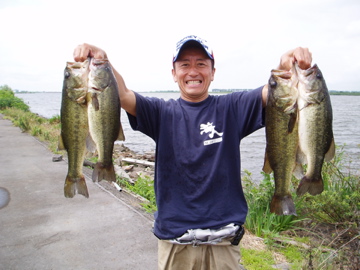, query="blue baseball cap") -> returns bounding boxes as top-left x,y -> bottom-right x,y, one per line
173,35 -> 214,62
